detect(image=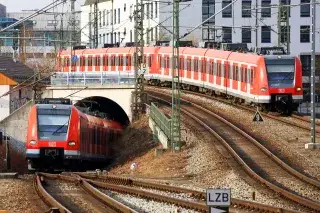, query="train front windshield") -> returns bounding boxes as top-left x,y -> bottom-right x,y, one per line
265,58 -> 295,88
37,107 -> 71,141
